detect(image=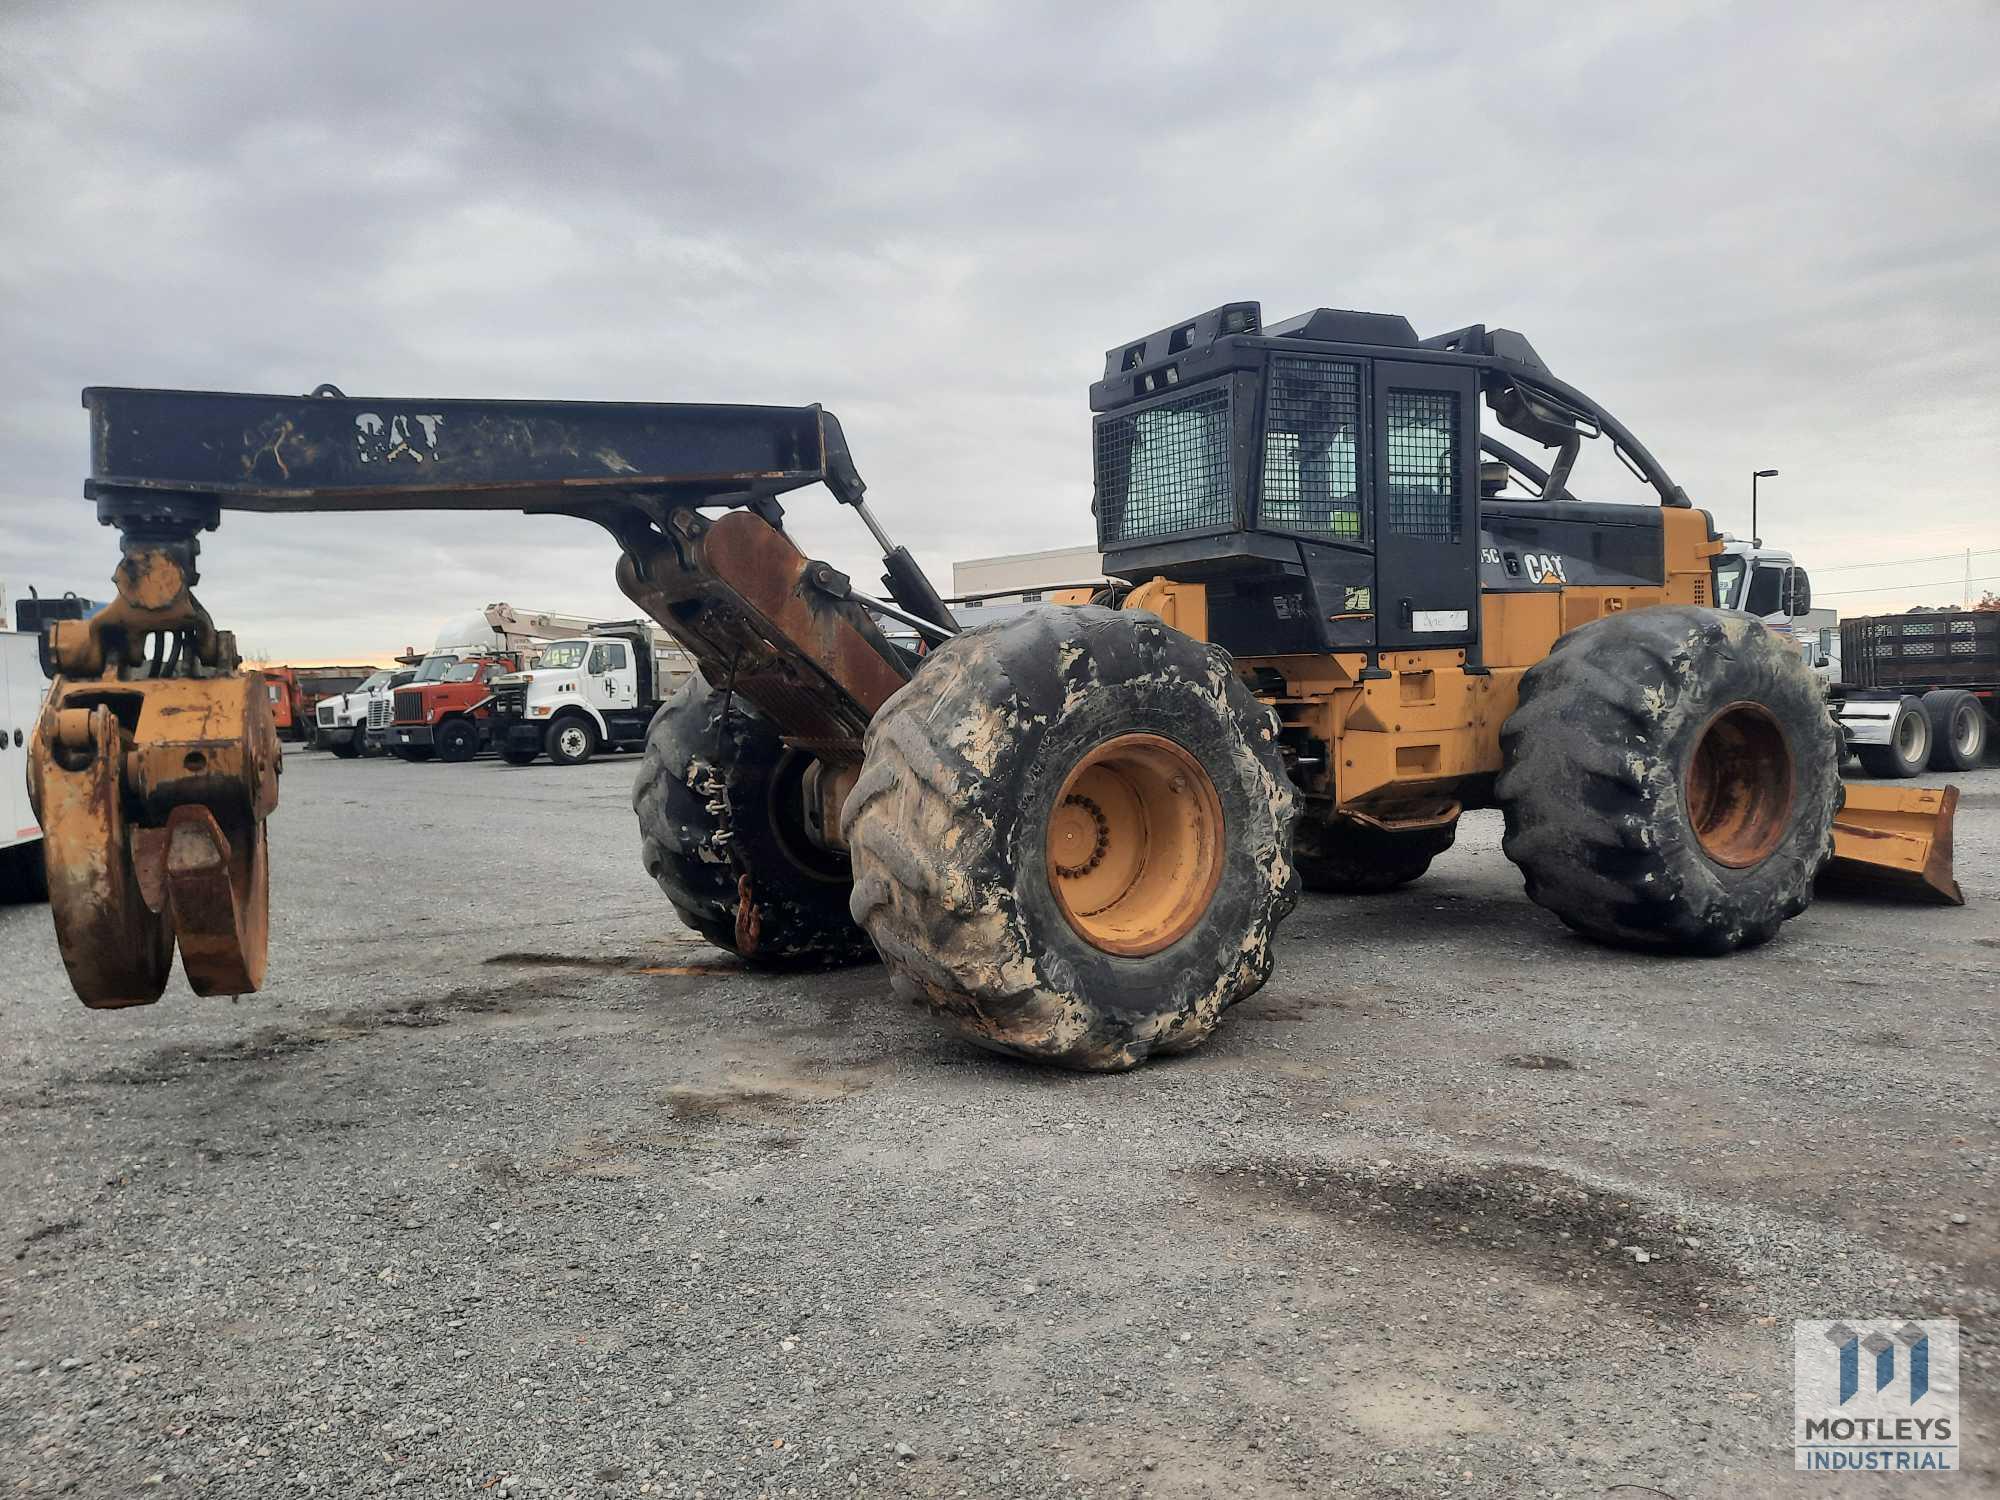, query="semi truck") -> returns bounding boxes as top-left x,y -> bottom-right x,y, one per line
1833,608 -> 1997,777
487,621 -> 694,765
